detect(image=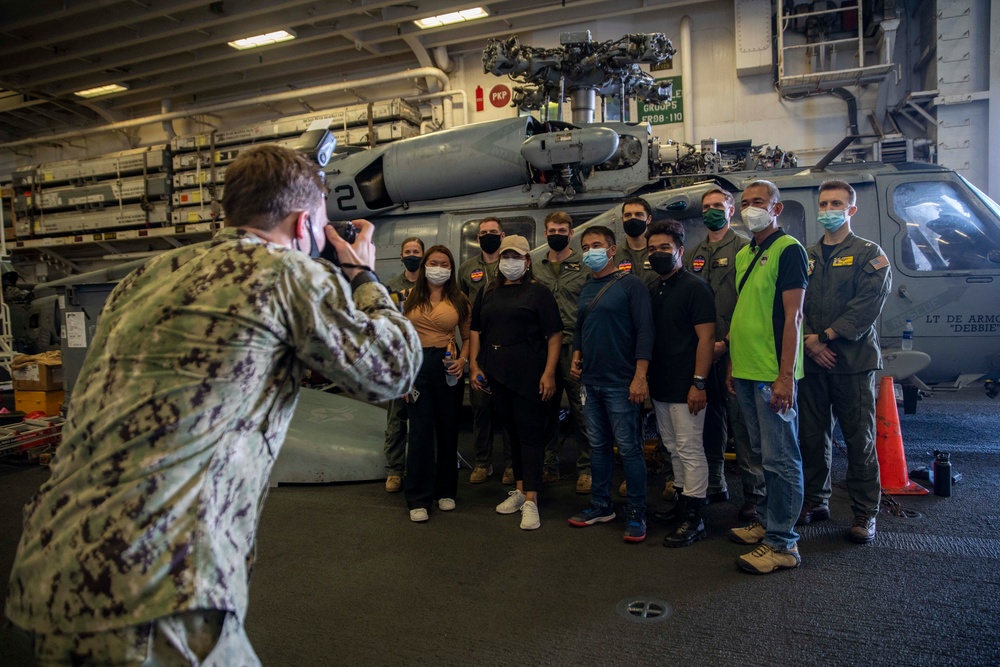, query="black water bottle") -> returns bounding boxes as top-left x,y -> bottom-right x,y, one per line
933,450 -> 952,497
